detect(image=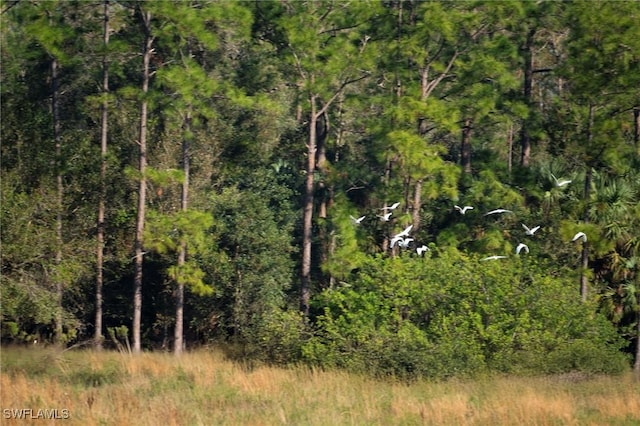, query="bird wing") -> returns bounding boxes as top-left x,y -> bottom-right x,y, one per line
395,224 -> 413,237
390,236 -> 403,248
382,202 -> 400,210
530,226 -> 540,234
572,232 -> 586,242
522,223 -> 531,232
